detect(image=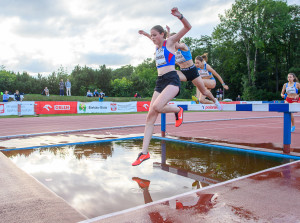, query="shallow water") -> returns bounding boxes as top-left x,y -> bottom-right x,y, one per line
3,139 -> 293,218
